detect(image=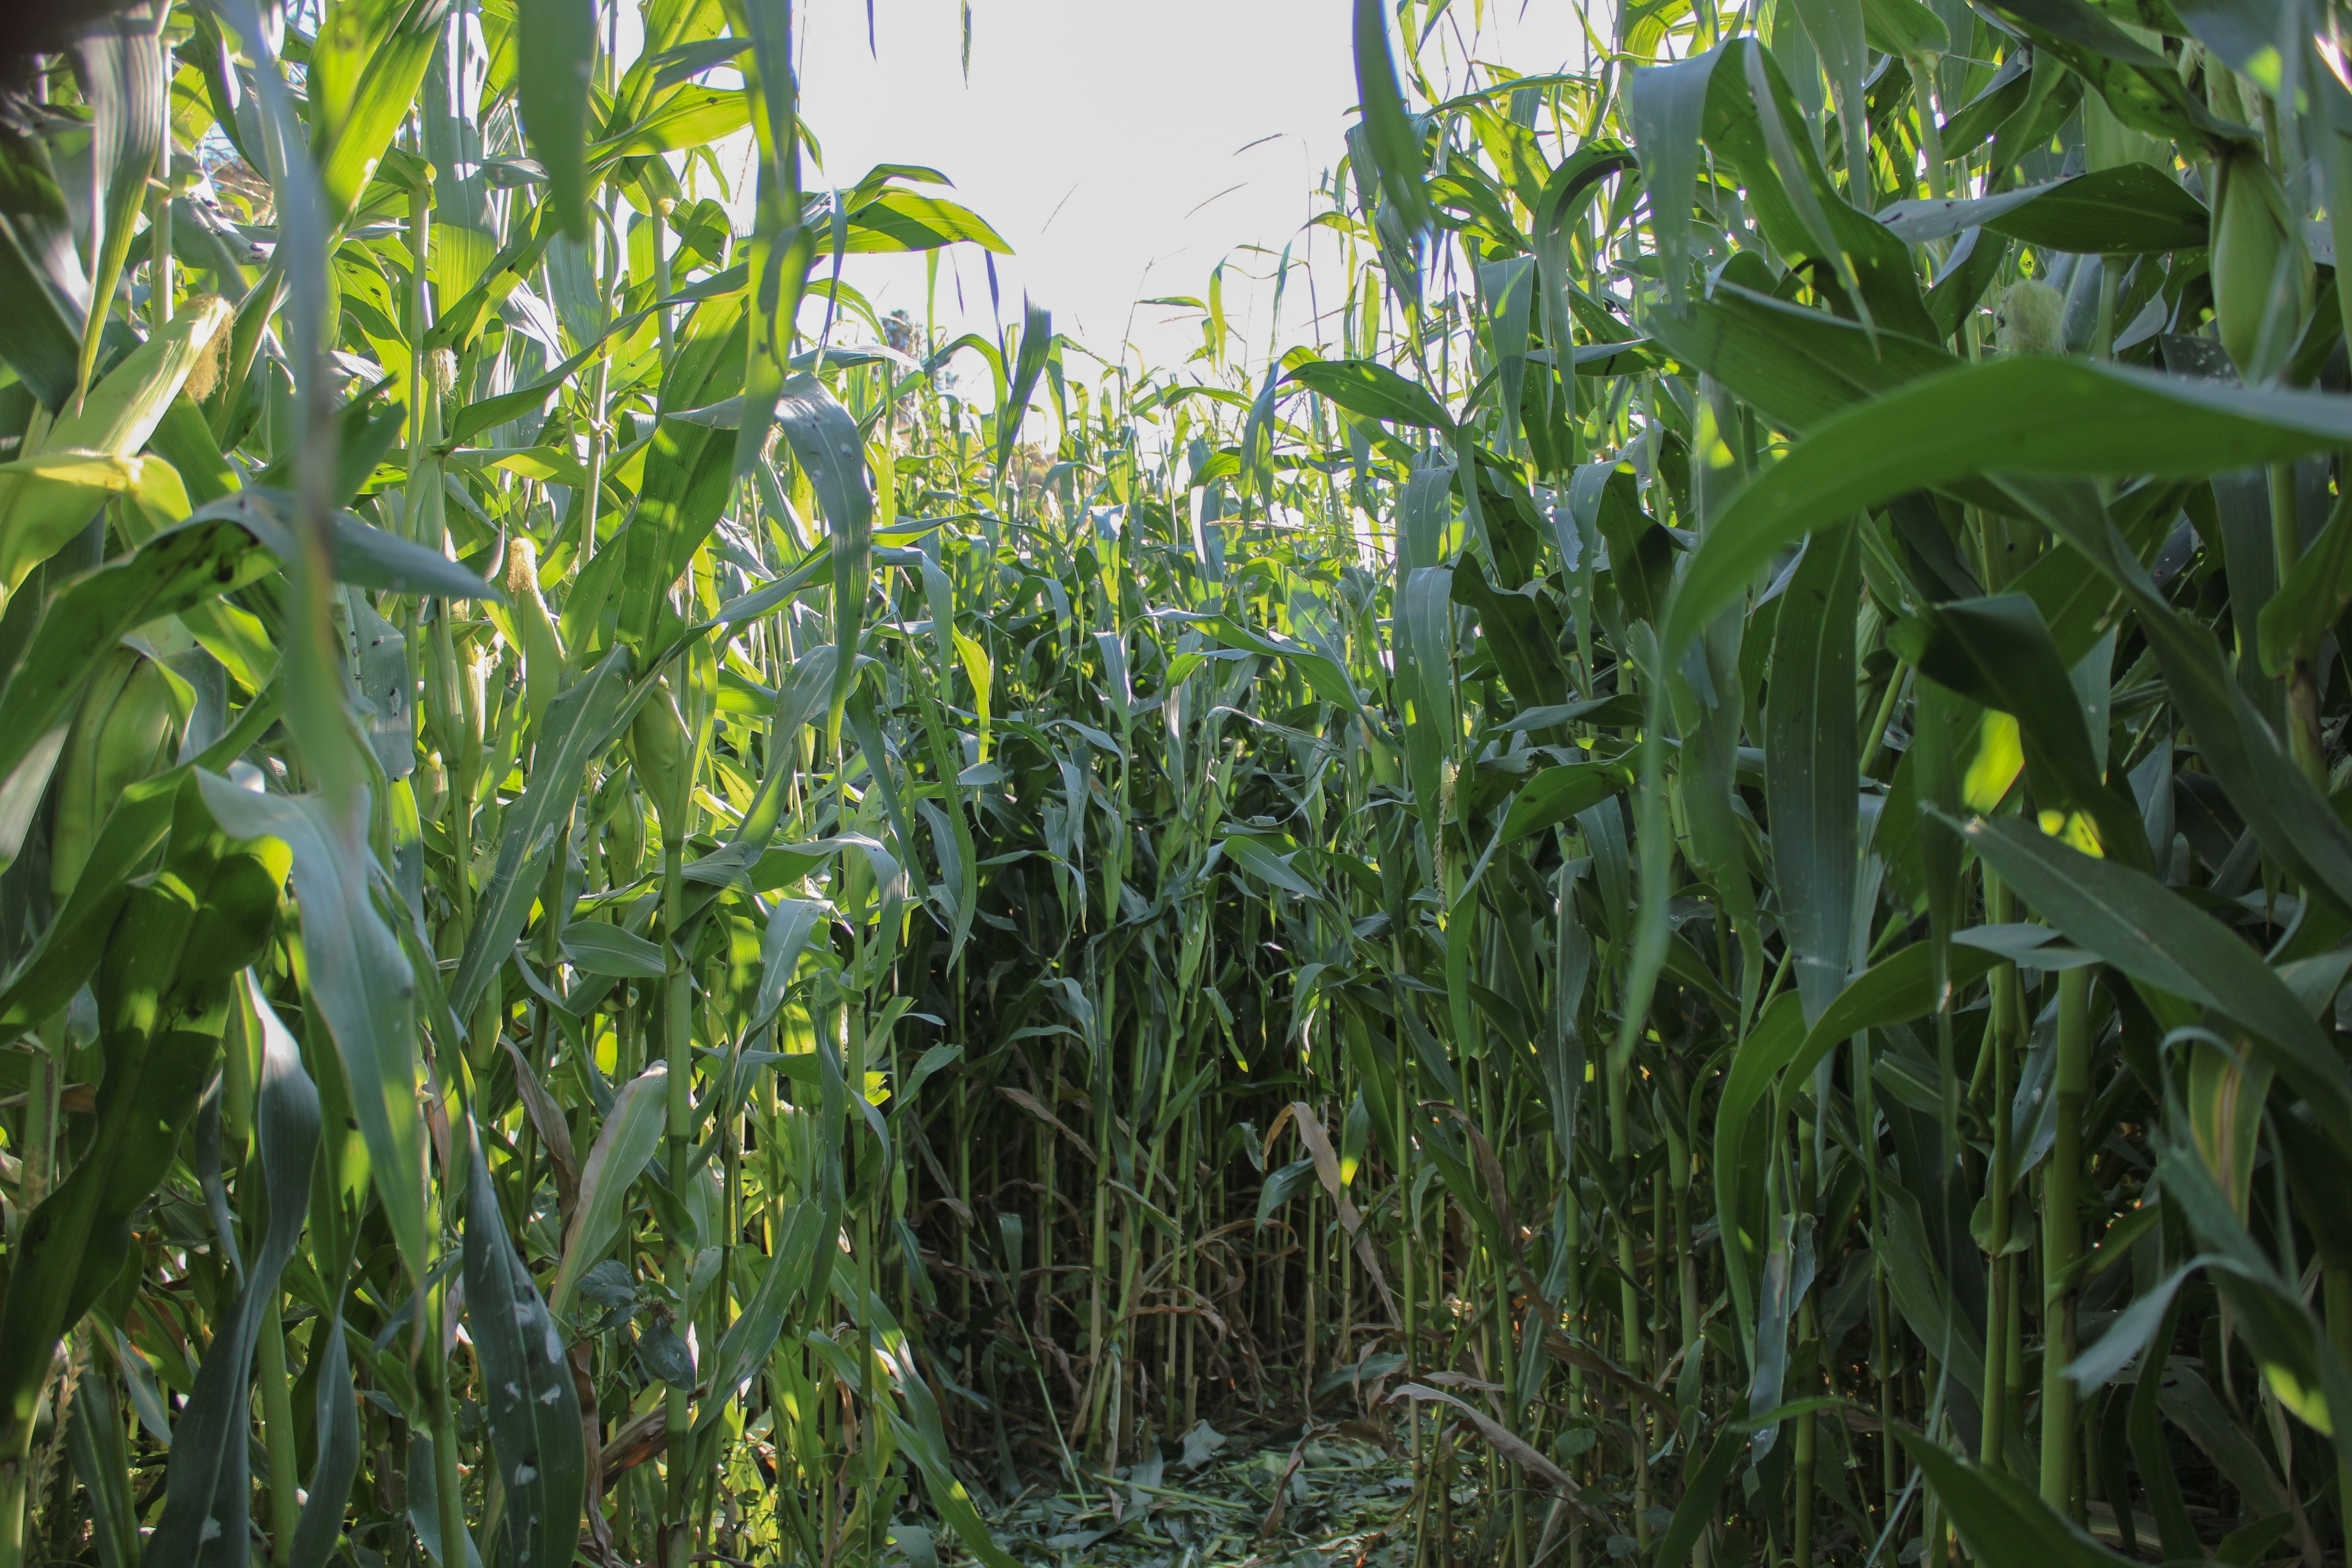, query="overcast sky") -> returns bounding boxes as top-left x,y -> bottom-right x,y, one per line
738,1 -> 1594,388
